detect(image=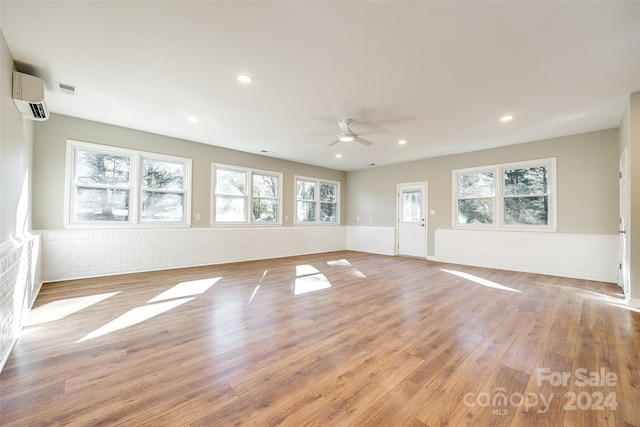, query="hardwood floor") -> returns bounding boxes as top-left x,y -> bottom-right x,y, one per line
1,251 -> 639,426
